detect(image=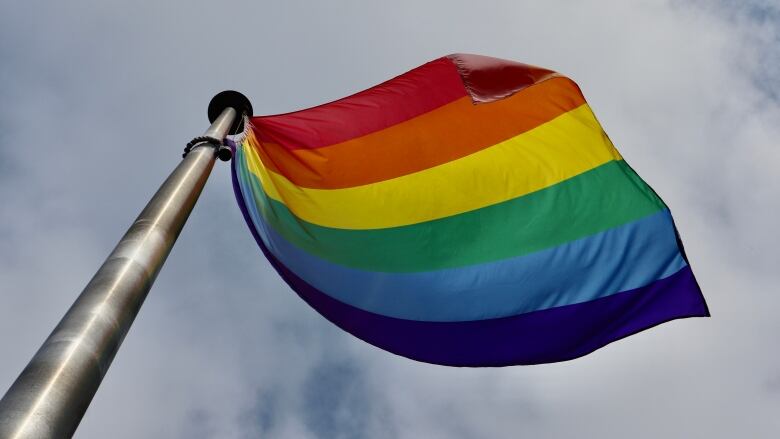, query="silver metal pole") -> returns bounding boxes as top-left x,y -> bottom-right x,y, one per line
0,91 -> 252,438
